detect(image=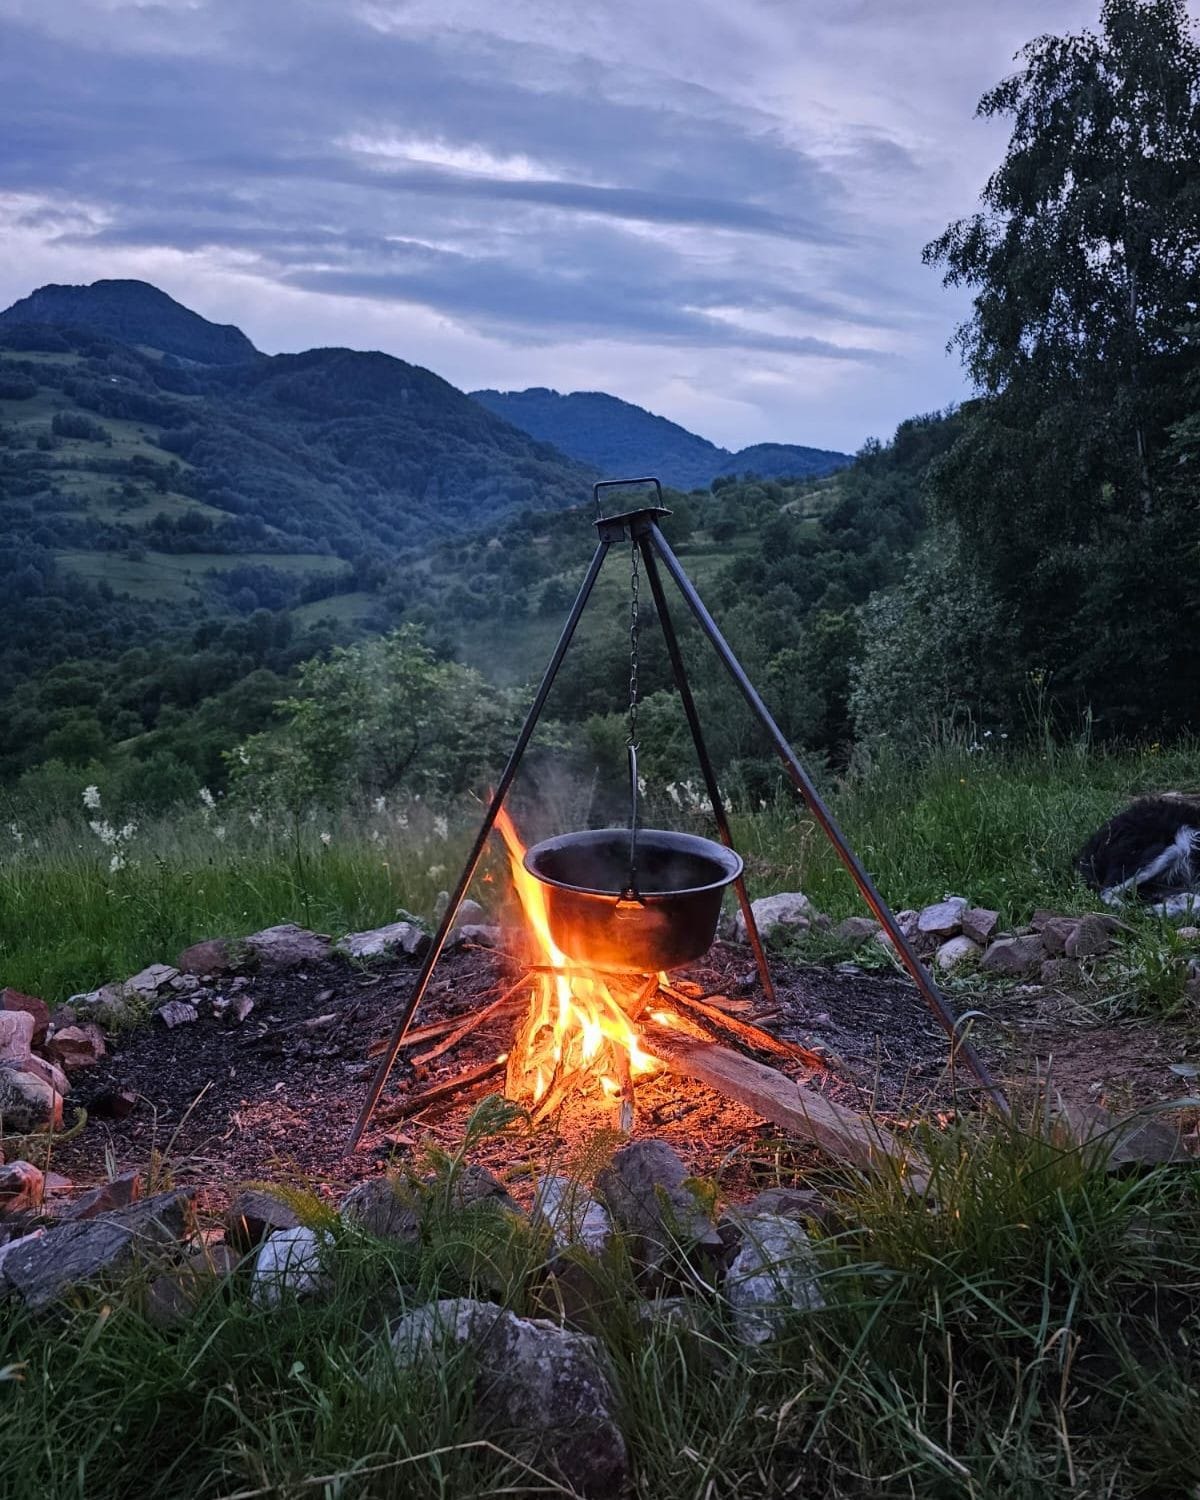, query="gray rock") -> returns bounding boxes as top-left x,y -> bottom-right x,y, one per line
244,924 -> 331,971
1064,915 -> 1116,960
250,1226 -> 332,1307
727,1187 -> 830,1229
0,1190 -> 195,1309
980,935 -> 1045,978
595,1139 -> 721,1270
226,1187 -> 302,1249
0,1010 -> 34,1065
917,897 -> 968,938
123,963 -> 181,1000
961,907 -> 1001,945
155,1000 -> 197,1029
337,921 -> 428,961
0,1065 -> 62,1132
0,1161 -> 45,1214
833,916 -> 881,946
725,1213 -> 825,1344
339,1177 -> 421,1242
455,898 -> 486,926
733,892 -> 813,944
386,1298 -> 627,1498
935,935 -> 982,972
533,1175 -> 613,1256
447,923 -> 506,950
68,982 -> 133,1029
